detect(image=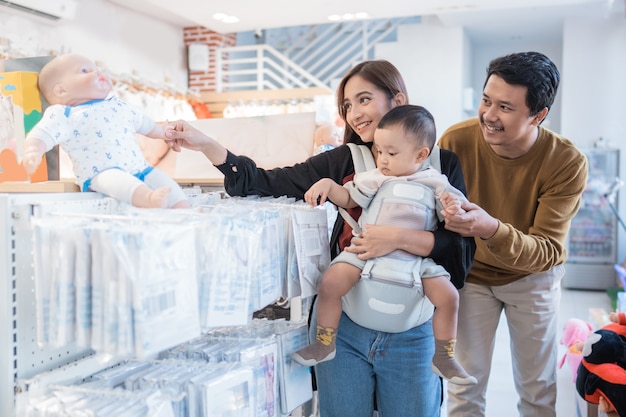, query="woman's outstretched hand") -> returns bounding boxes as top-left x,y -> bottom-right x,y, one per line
164,120 -> 209,152
164,120 -> 228,166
